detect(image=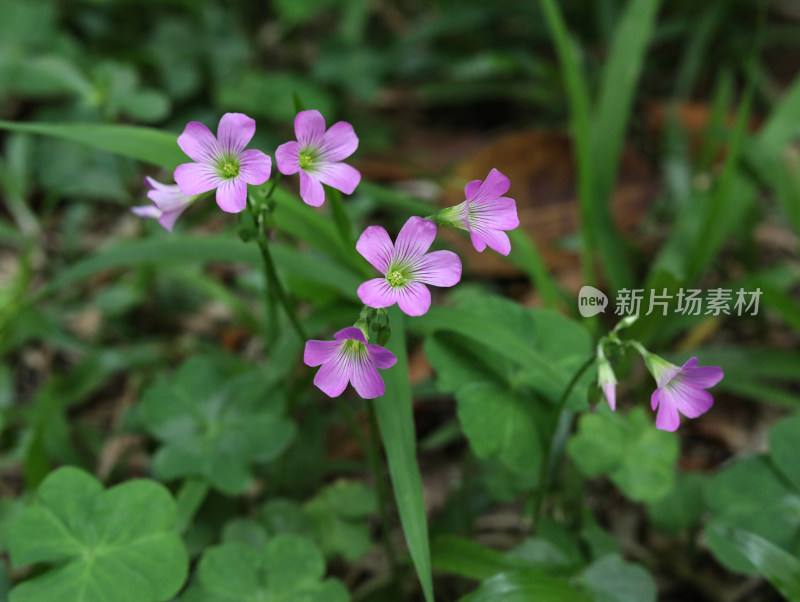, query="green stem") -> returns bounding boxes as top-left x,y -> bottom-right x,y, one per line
328,187 -> 354,249
175,477 -> 210,534
530,355 -> 596,533
255,235 -> 308,341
